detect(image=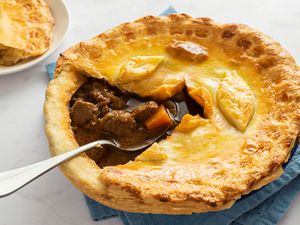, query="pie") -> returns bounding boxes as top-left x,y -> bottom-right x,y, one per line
0,0 -> 54,66
44,14 -> 300,214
